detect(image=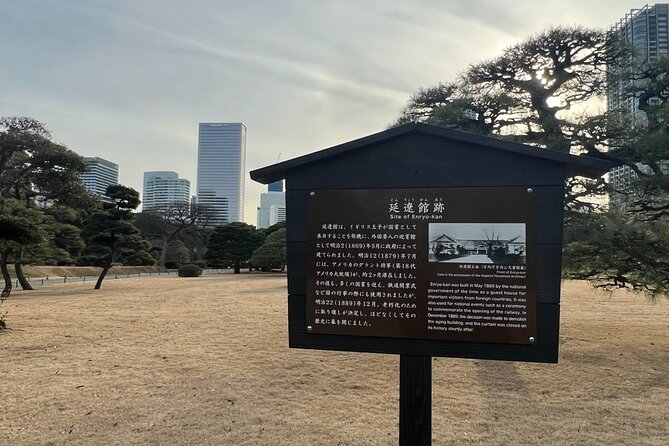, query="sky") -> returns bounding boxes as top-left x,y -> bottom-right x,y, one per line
429,223 -> 525,242
0,0 -> 643,224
